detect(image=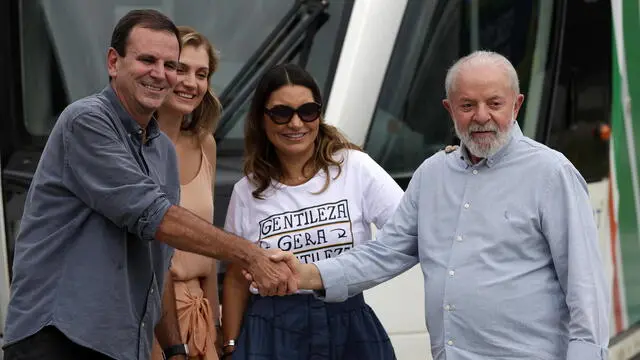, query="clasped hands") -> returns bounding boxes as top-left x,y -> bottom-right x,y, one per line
244,248 -> 320,296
